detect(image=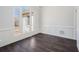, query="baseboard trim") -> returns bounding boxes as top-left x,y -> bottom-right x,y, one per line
39,33 -> 75,40
0,31 -> 40,48
0,32 -> 76,48
0,28 -> 12,32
